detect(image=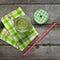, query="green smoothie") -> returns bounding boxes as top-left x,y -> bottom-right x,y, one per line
14,16 -> 32,34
